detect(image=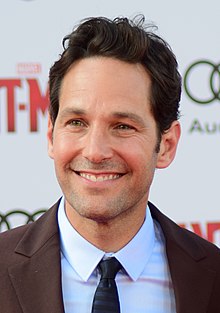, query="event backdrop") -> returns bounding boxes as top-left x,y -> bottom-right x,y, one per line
1,0 -> 220,245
